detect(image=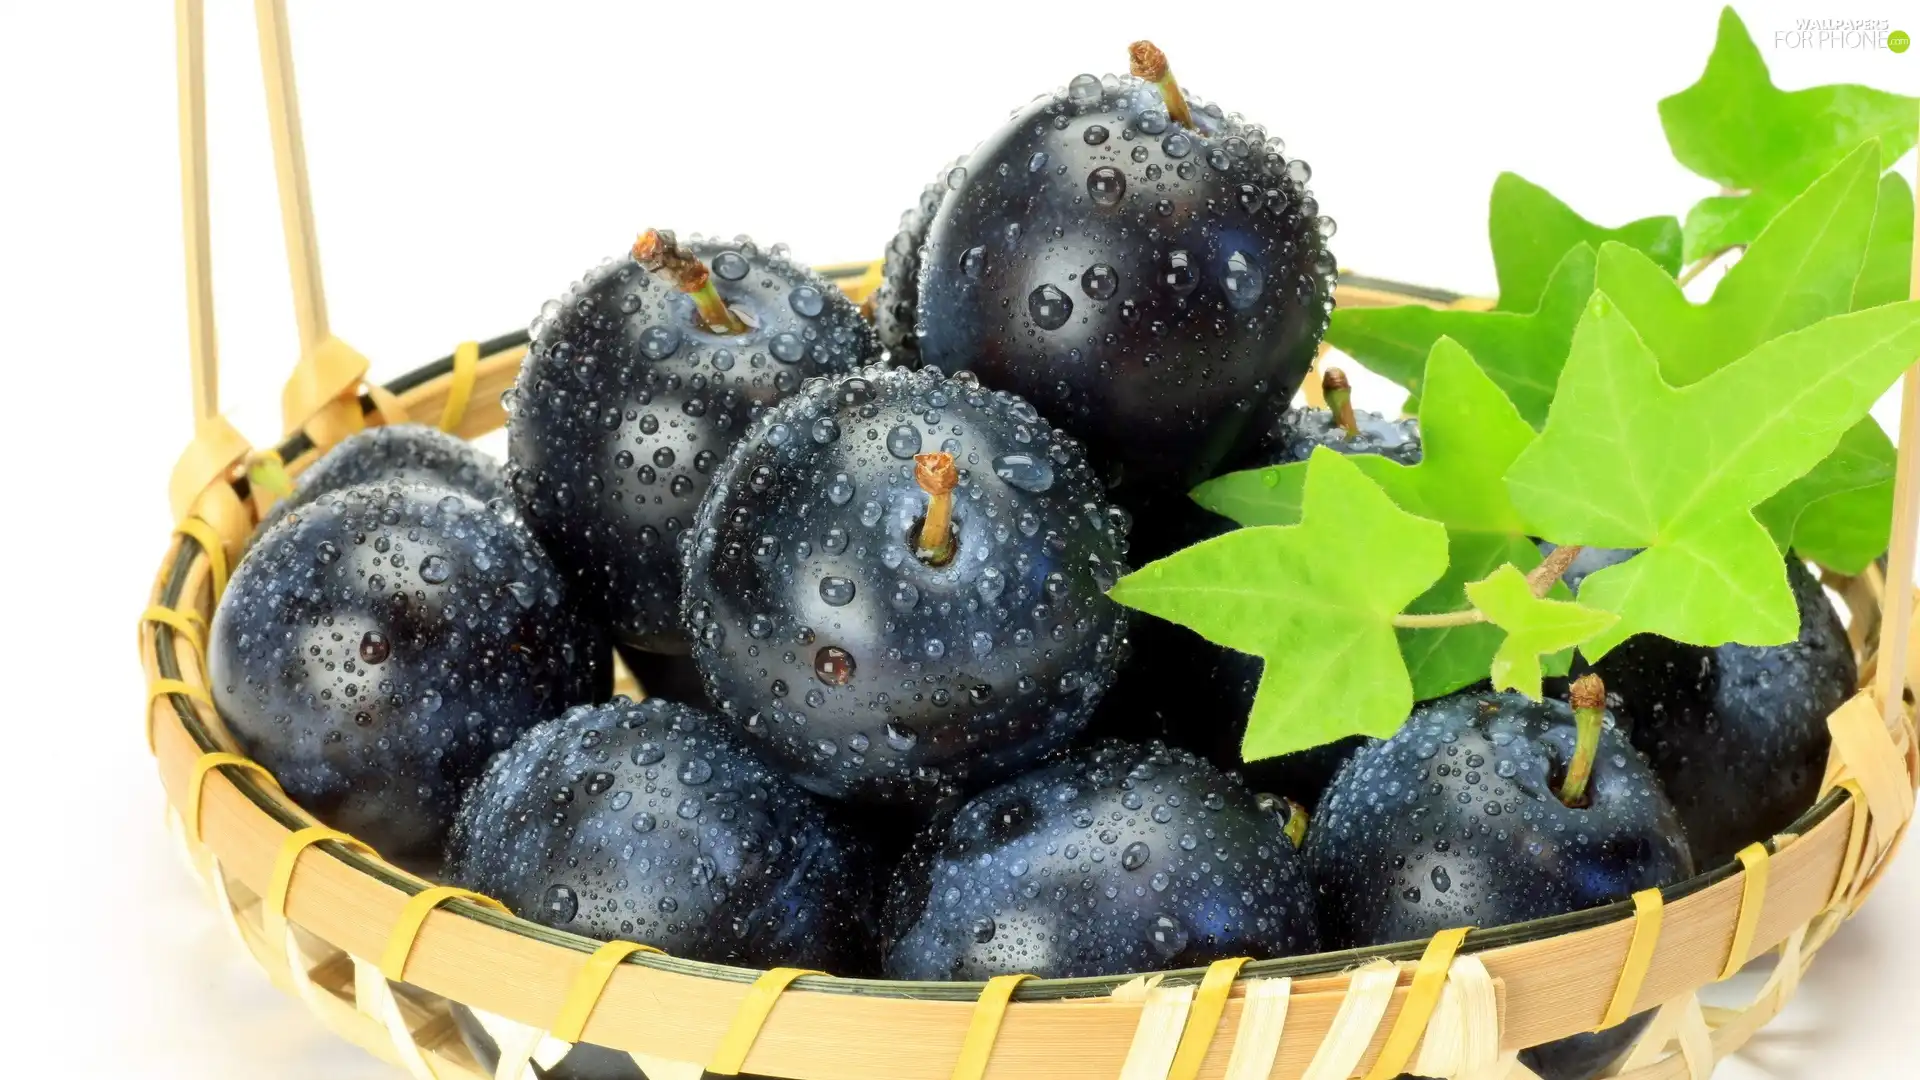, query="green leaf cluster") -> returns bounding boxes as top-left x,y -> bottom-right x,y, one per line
1107,7 -> 1920,763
